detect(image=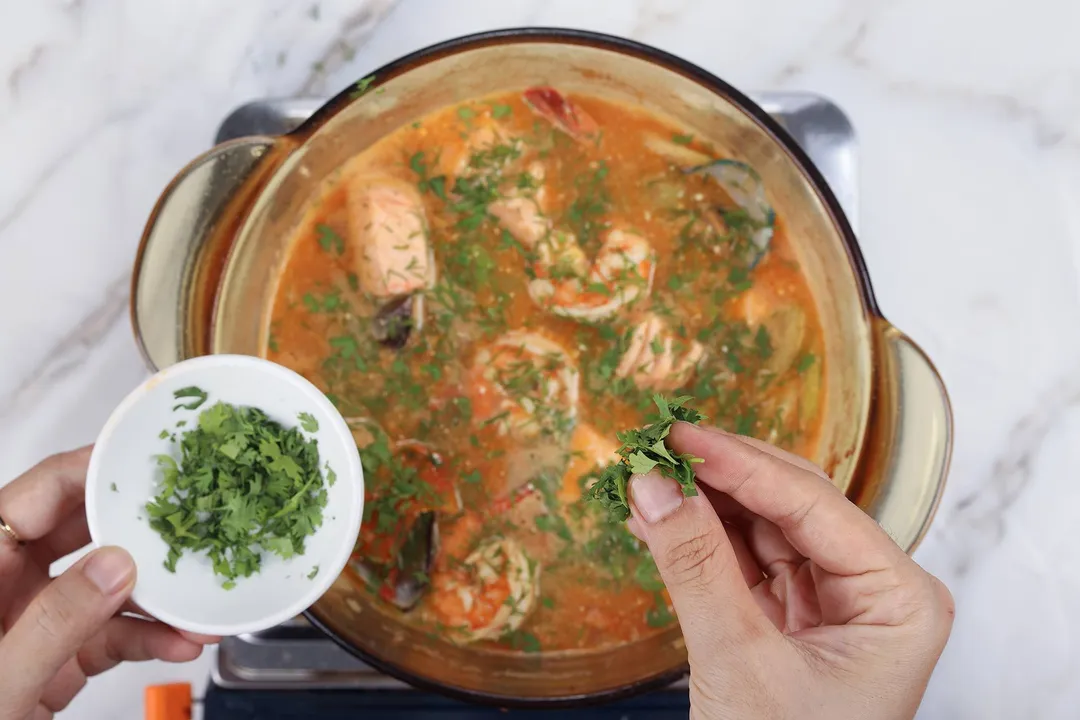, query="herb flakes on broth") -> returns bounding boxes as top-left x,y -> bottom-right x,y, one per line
266,86 -> 825,654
